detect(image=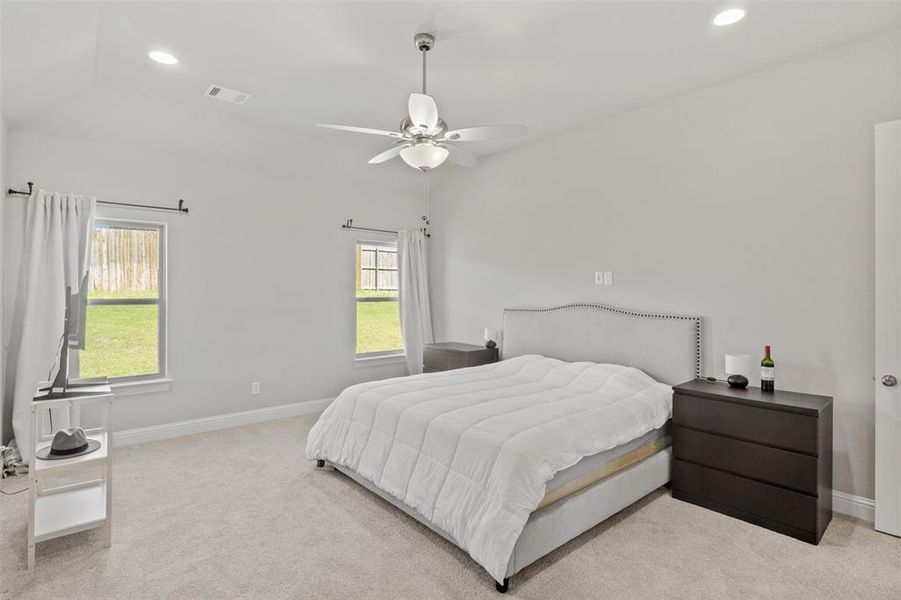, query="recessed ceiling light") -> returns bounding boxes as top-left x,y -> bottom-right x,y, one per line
713,8 -> 746,26
148,50 -> 178,65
